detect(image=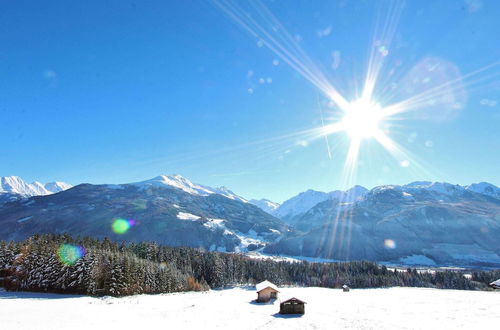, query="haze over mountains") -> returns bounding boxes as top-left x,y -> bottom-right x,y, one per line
266,182 -> 500,268
1,175 -> 499,268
